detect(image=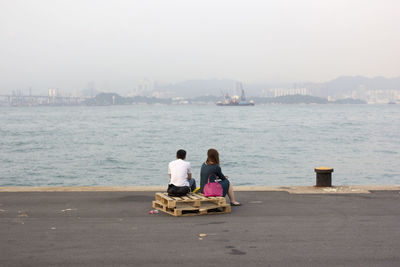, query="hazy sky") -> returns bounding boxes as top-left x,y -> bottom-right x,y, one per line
1,0 -> 399,93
